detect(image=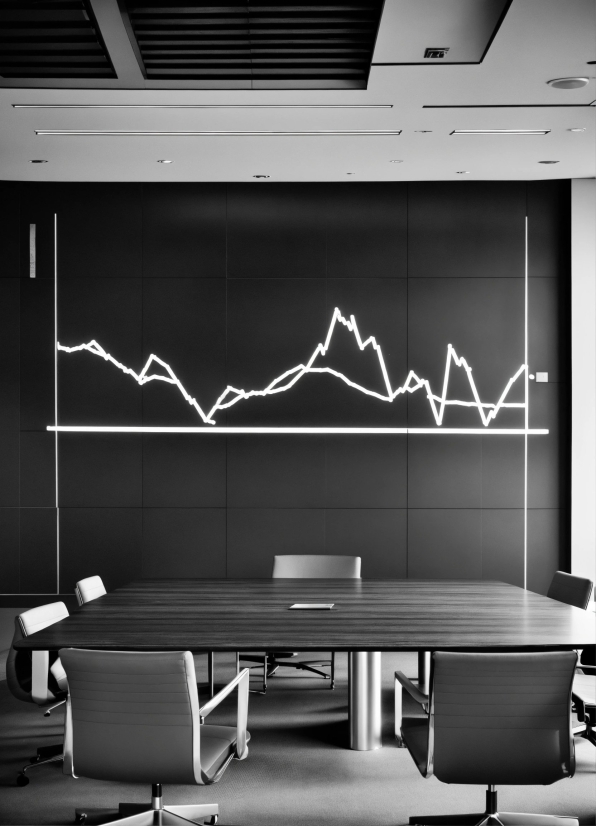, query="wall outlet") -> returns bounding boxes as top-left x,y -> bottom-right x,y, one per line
536,372 -> 548,383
